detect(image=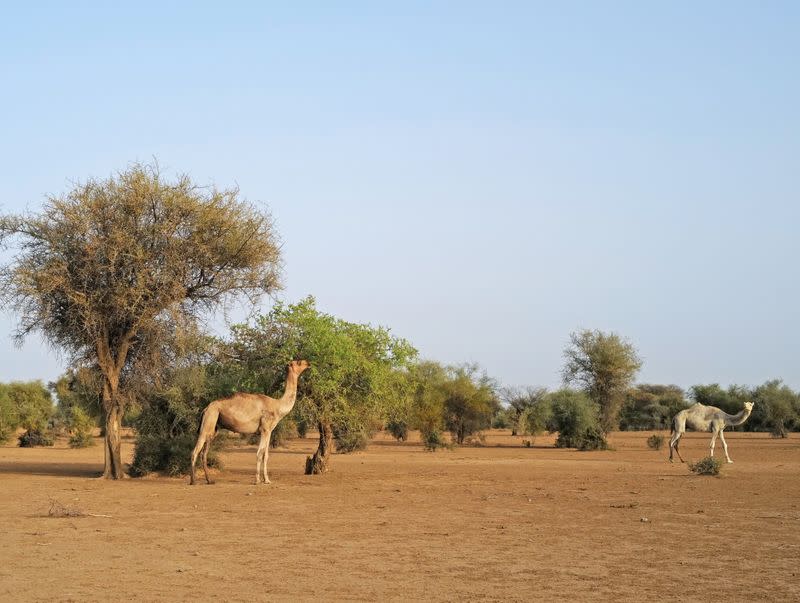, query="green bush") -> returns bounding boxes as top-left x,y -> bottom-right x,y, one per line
333,423 -> 369,453
67,406 -> 96,448
131,366 -> 225,477
689,456 -> 723,476
386,419 -> 409,442
646,434 -> 664,450
0,385 -> 19,444
270,417 -> 297,448
130,433 -> 222,477
549,389 -> 609,451
422,427 -> 451,451
519,400 -> 552,443
68,431 -> 94,448
18,429 -> 55,447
